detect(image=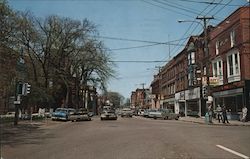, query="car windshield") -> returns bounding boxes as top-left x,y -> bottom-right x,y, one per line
55,108 -> 67,112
